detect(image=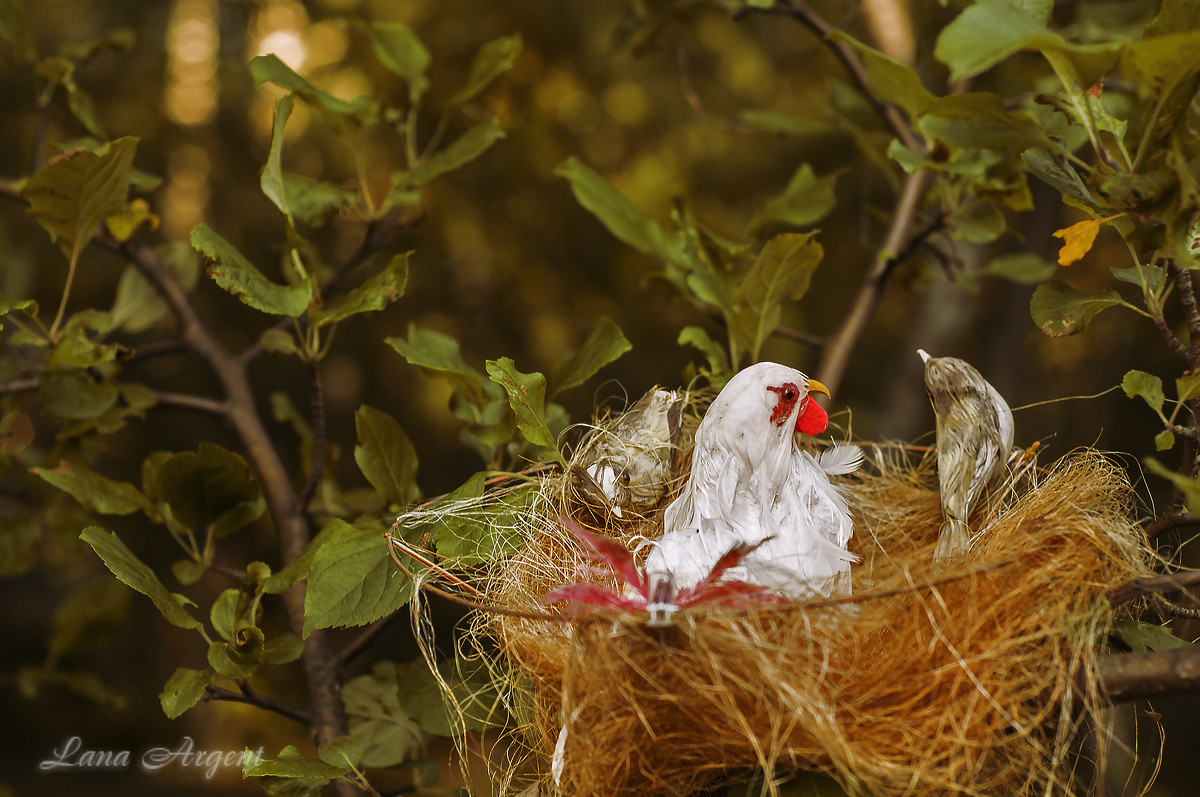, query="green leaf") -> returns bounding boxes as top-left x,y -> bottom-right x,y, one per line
210,587 -> 249,642
951,204 -> 1006,244
318,736 -> 362,771
282,173 -> 357,227
160,667 -> 214,719
311,253 -> 408,327
555,156 -> 686,265
303,518 -> 414,636
485,358 -> 559,457
0,516 -> 40,576
678,326 -> 730,383
1111,618 -> 1191,653
935,1 -> 1051,81
262,93 -> 296,223
917,93 -> 1044,150
244,745 -> 348,780
1156,430 -> 1177,451
450,34 -> 522,105
826,31 -> 933,116
748,164 -> 838,233
1030,280 -> 1128,336
39,371 -> 118,421
0,0 -> 36,64
150,443 -> 263,530
22,136 -> 137,256
32,460 -> 149,515
260,328 -> 300,357
546,317 -> 631,398
1120,31 -> 1200,93
984,253 -> 1057,284
386,324 -> 493,407
1147,458 -> 1200,514
730,232 -> 823,361
391,118 -> 505,193
80,526 -> 203,631
263,633 -> 304,665
48,577 -> 130,659
1021,147 -> 1098,208
207,625 -> 264,680
1122,369 -> 1165,415
737,108 -> 834,137
430,474 -> 528,565
191,224 -> 312,316
262,520 -> 343,596
1177,374 -> 1200,403
344,662 -> 425,767
371,22 -> 430,100
353,405 -> 420,507
249,54 -> 374,121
